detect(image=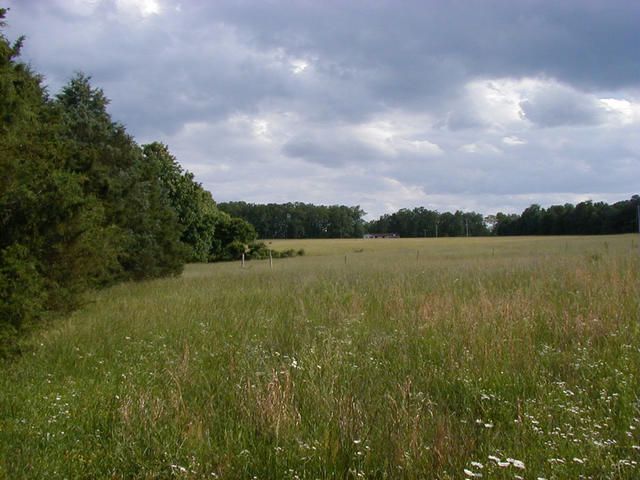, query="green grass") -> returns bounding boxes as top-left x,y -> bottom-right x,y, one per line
1,235 -> 638,479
